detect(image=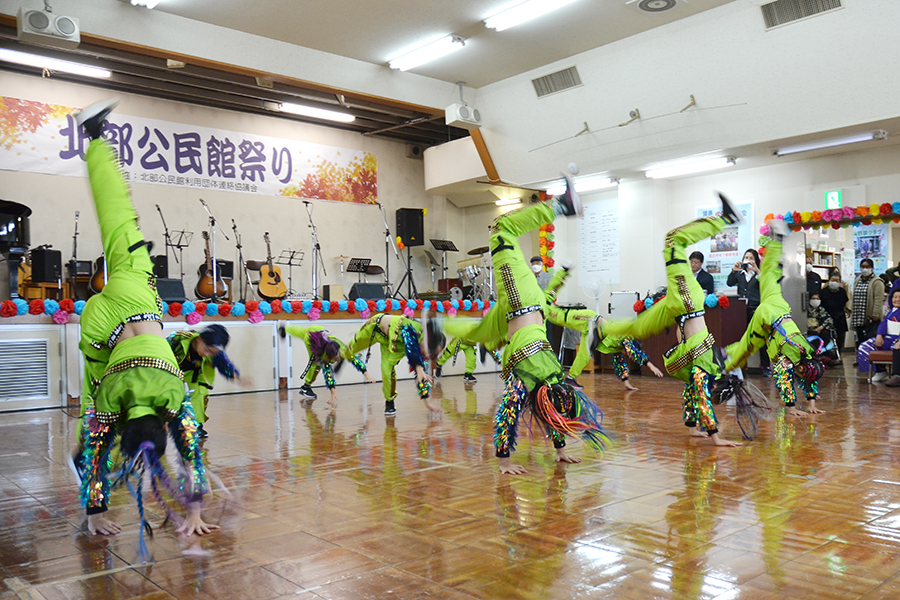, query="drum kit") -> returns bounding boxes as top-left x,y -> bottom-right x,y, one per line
455,246 -> 495,302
